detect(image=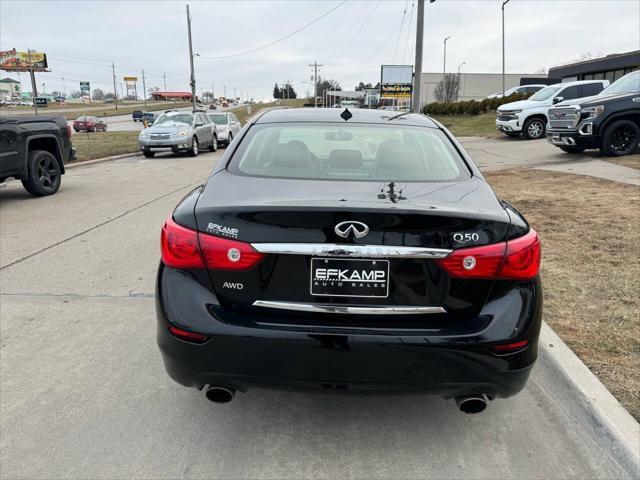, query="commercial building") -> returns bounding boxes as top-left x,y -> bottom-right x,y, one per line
548,50 -> 639,84
150,91 -> 193,101
419,72 -> 548,106
0,77 -> 21,100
